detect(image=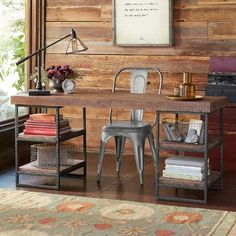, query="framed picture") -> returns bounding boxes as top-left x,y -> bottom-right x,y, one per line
113,0 -> 173,46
